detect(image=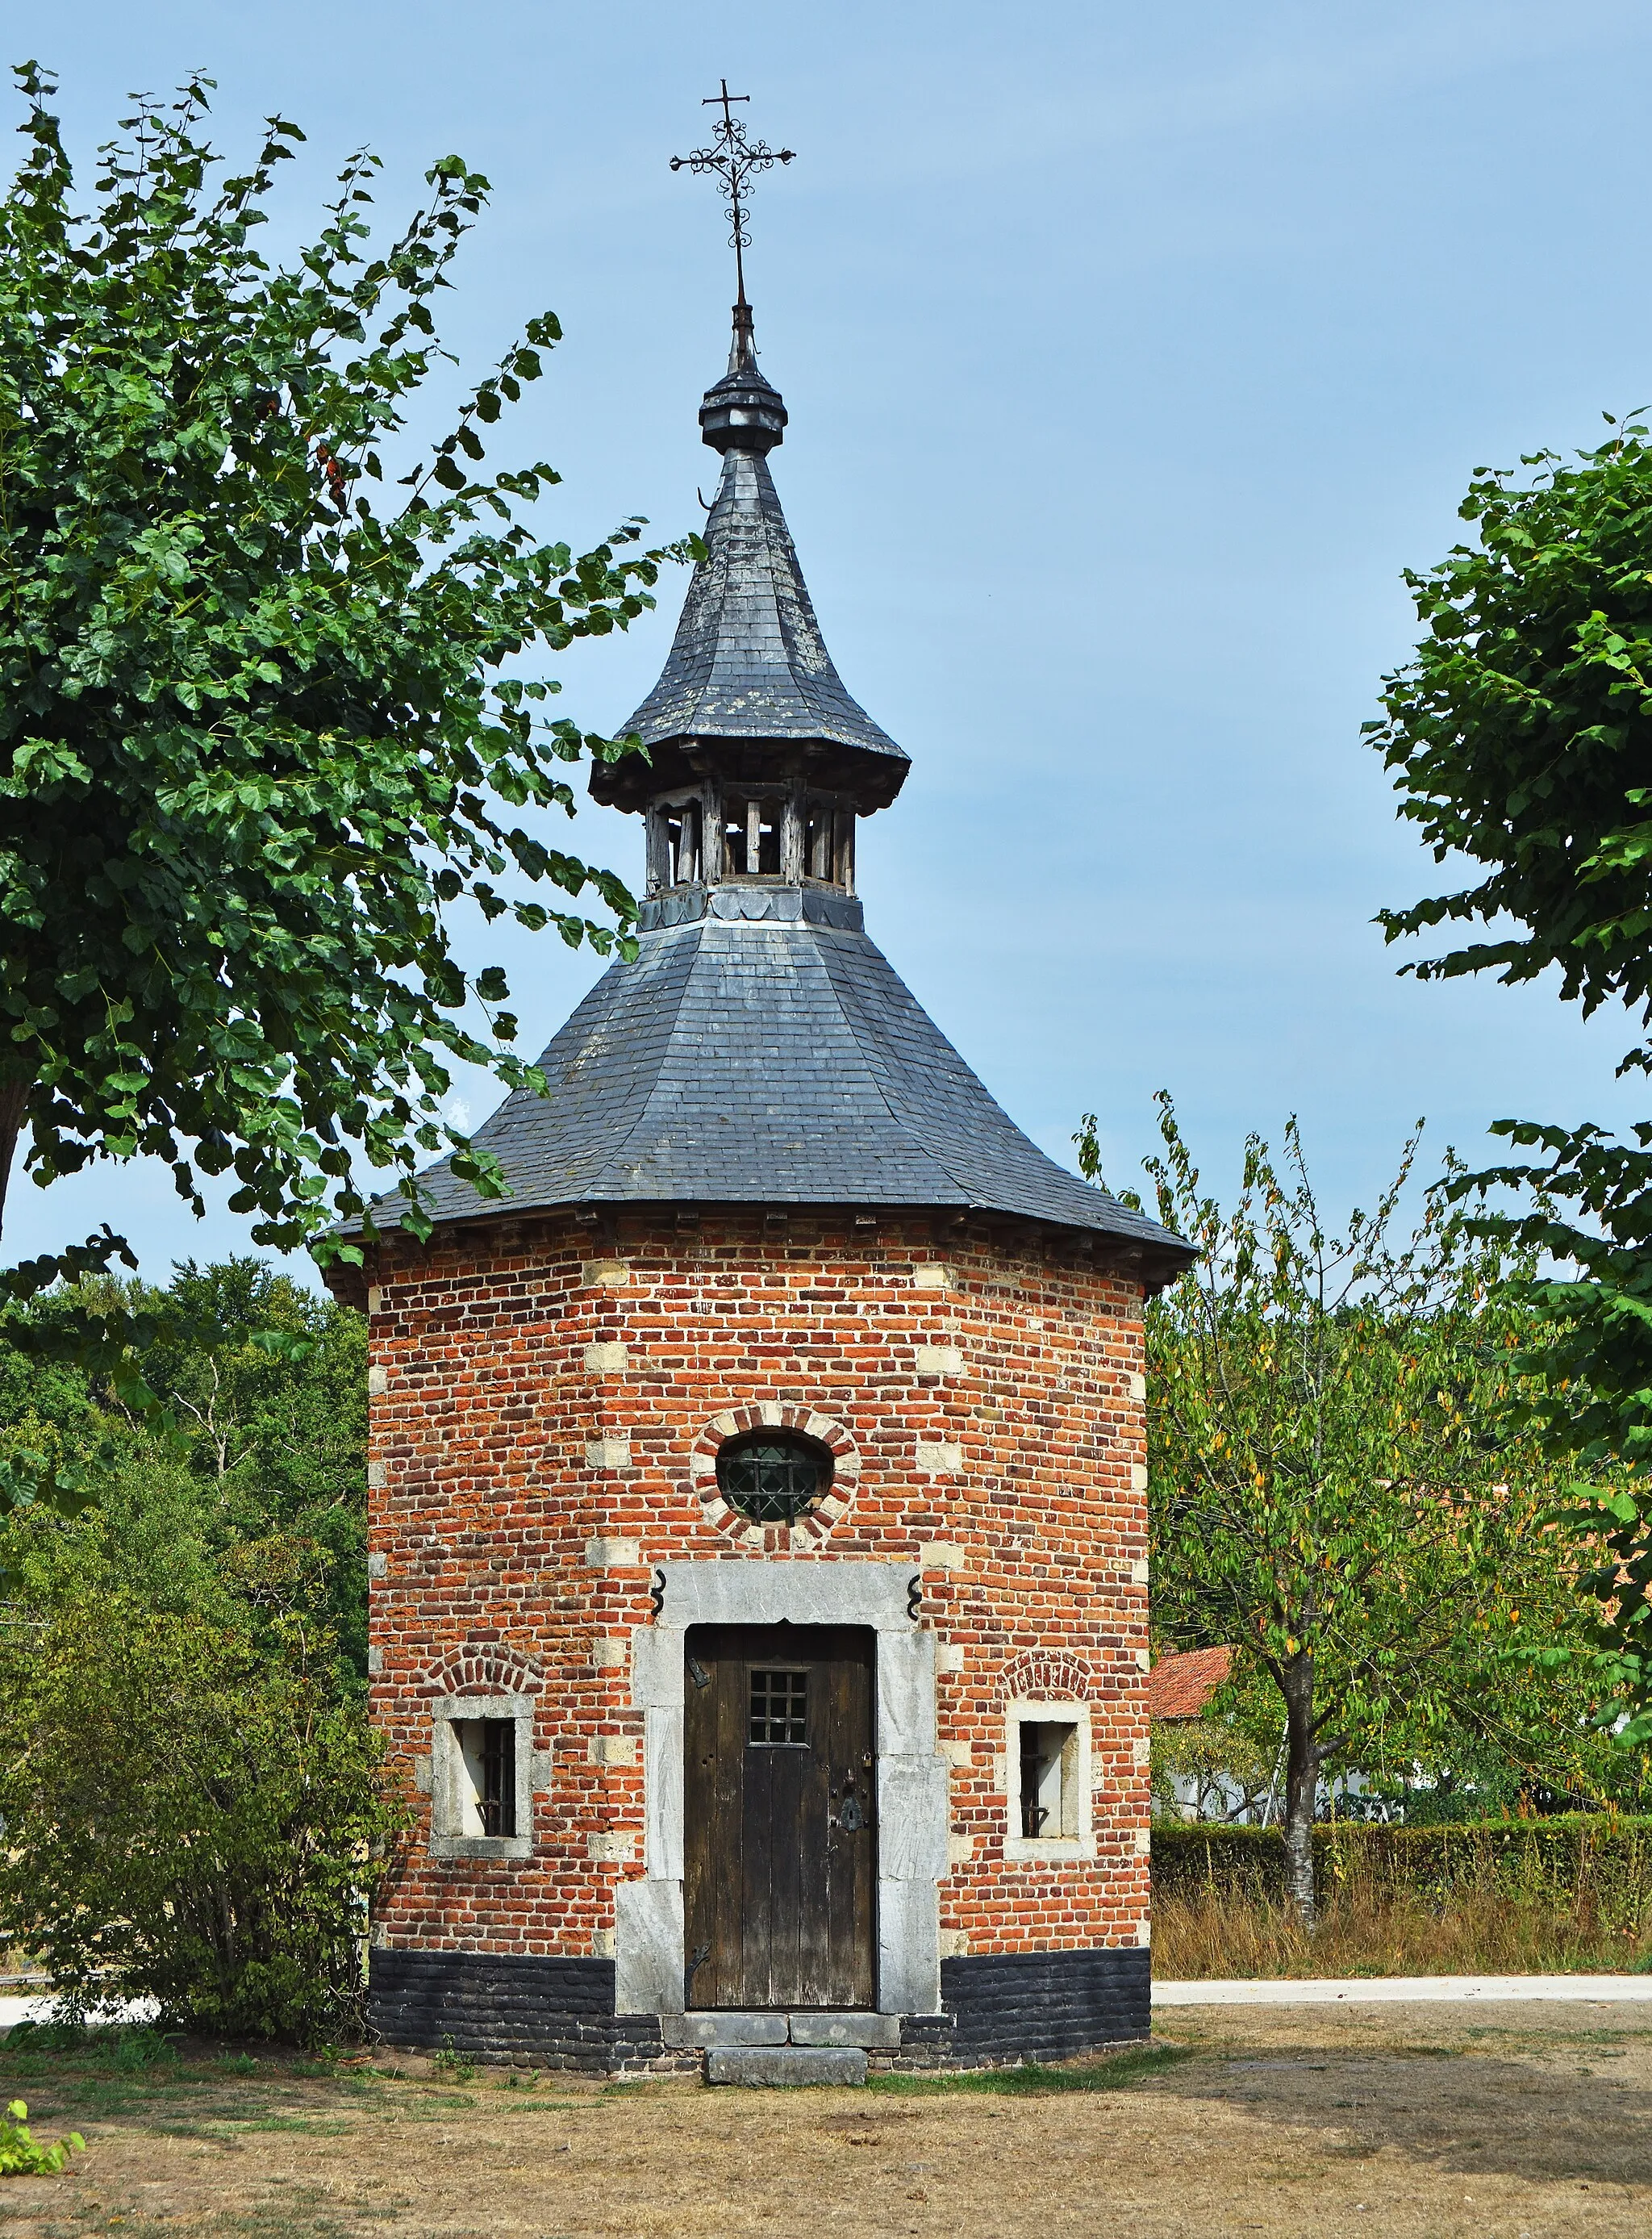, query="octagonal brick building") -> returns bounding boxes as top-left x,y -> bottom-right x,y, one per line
331,302 -> 1193,2077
